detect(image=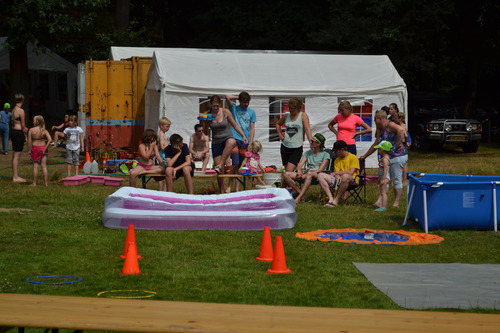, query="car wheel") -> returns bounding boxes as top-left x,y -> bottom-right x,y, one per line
462,141 -> 479,153
413,130 -> 429,152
